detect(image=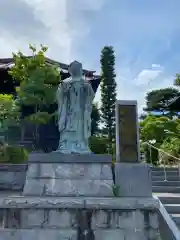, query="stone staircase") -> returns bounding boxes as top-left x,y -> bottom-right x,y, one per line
152,167 -> 180,230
